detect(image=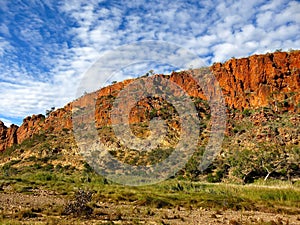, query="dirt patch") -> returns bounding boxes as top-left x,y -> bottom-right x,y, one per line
0,190 -> 299,224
